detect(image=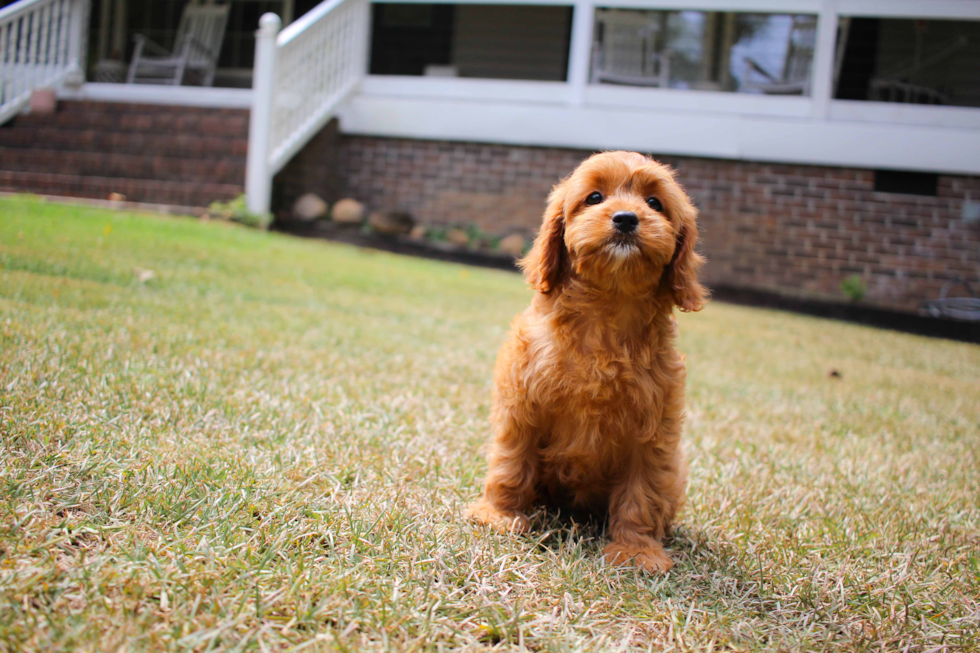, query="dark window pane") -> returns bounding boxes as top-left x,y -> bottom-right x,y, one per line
835,17 -> 980,107
370,3 -> 573,81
